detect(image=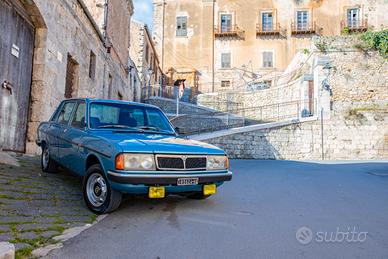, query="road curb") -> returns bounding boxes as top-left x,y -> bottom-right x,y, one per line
0,242 -> 15,259
31,214 -> 108,257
